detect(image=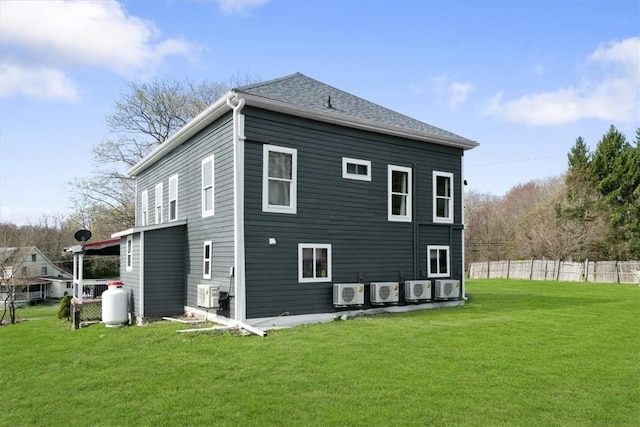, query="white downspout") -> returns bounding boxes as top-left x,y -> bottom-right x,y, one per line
461,155 -> 467,300
227,95 -> 246,322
